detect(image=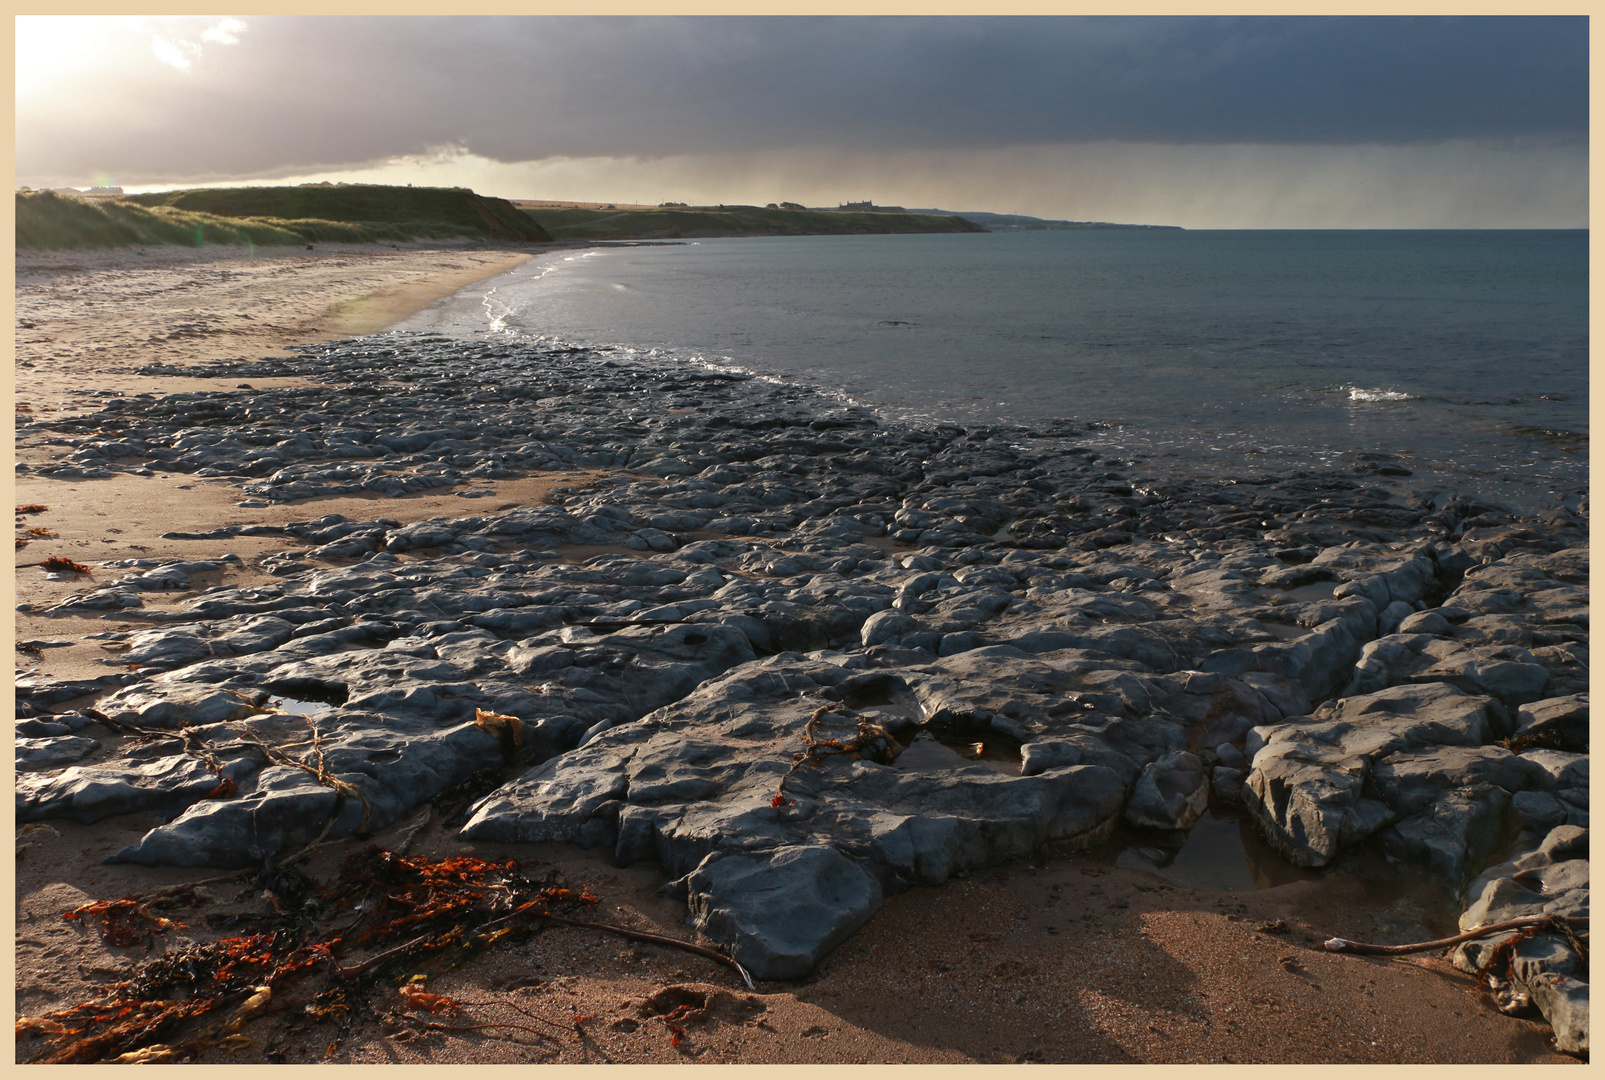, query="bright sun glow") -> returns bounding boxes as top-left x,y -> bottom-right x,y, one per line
16,16 -> 248,100
16,17 -> 140,99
